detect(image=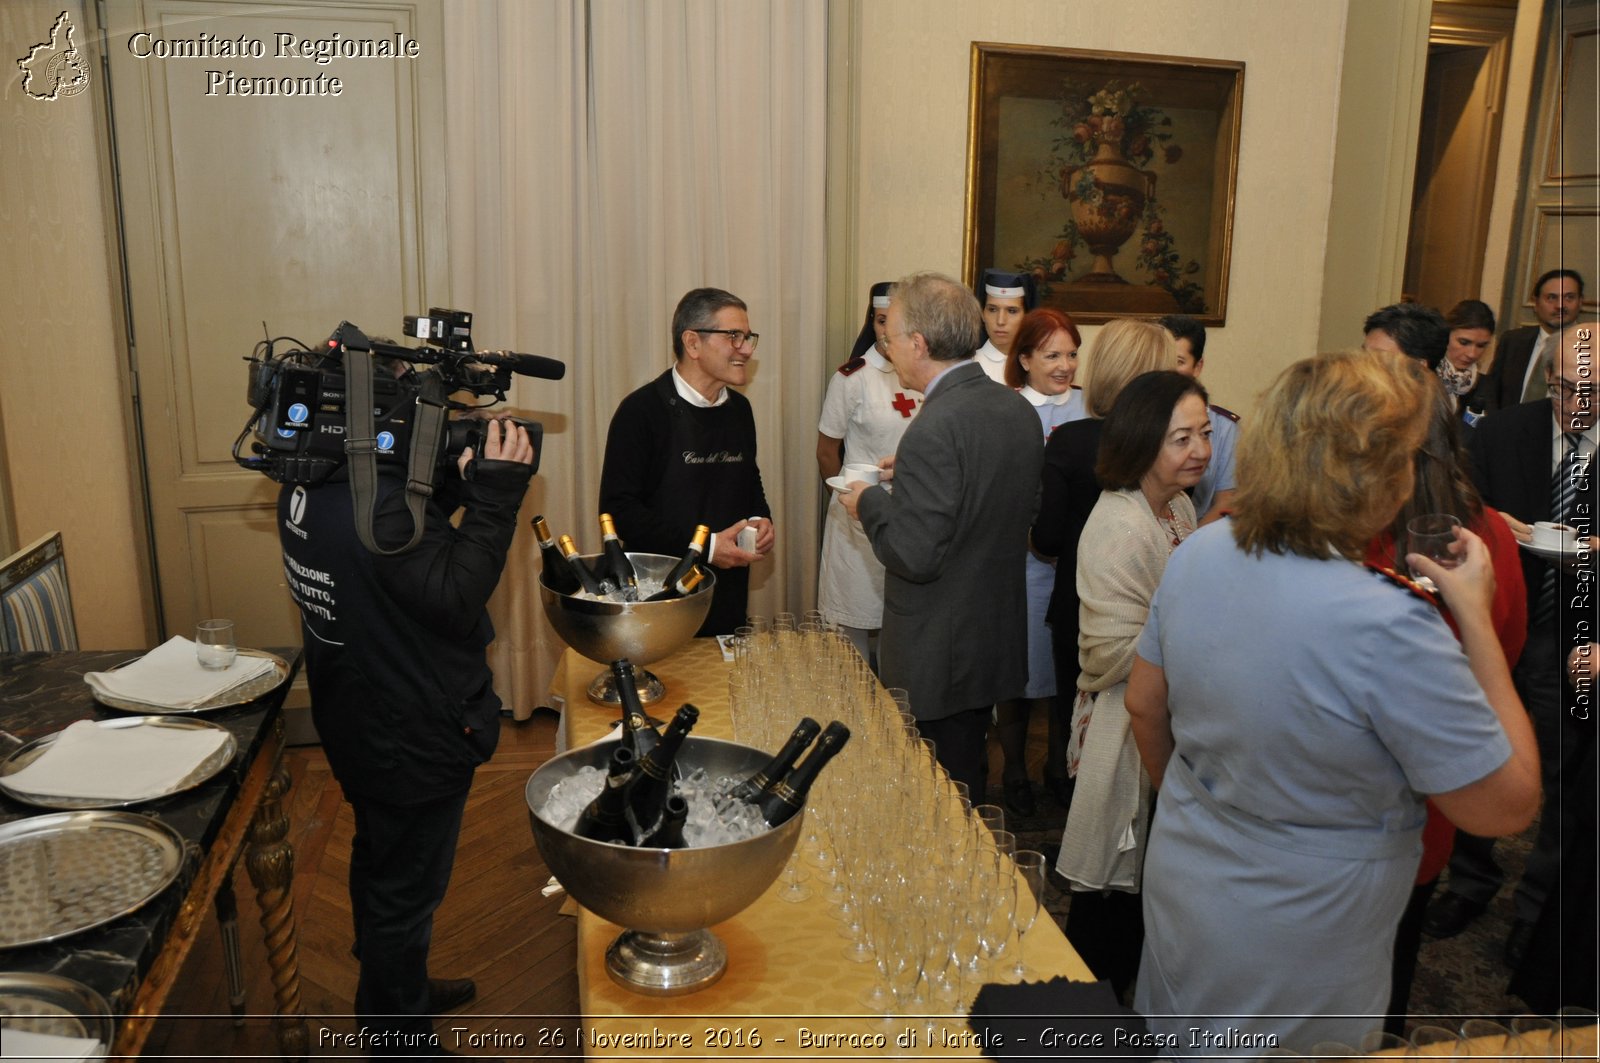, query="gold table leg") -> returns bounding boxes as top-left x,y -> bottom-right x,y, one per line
245,764 -> 309,1061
